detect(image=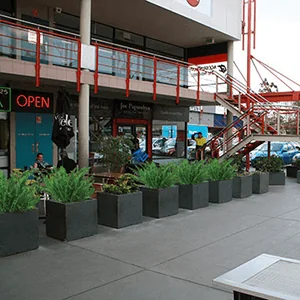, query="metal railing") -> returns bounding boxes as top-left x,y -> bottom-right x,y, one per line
0,15 -> 203,104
